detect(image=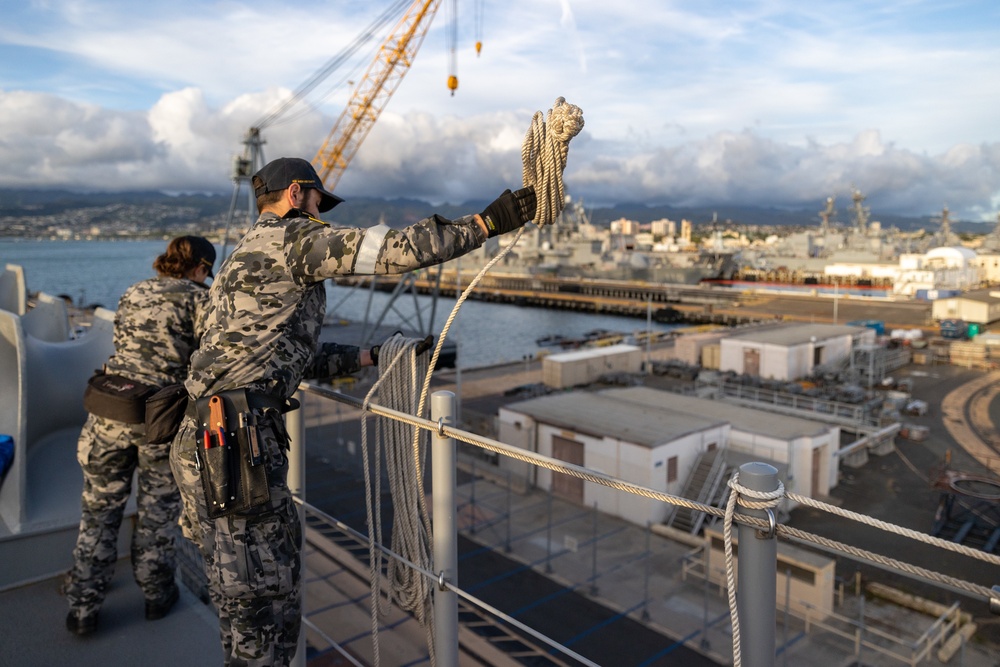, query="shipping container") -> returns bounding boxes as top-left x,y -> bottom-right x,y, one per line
846,319 -> 885,336
940,319 -> 969,340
